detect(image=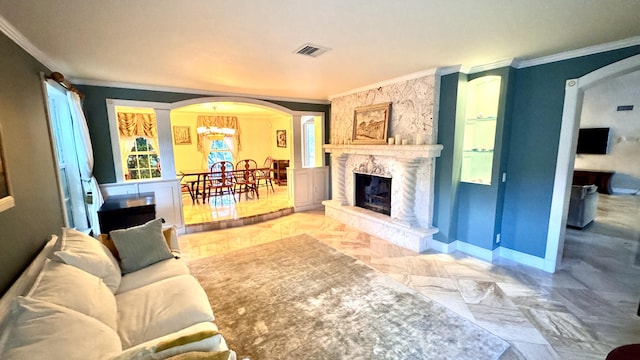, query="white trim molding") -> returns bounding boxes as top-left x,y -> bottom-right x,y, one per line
0,14 -> 61,72
429,239 -> 554,272
516,36 -> 640,69
455,241 -> 500,263
328,68 -> 438,100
